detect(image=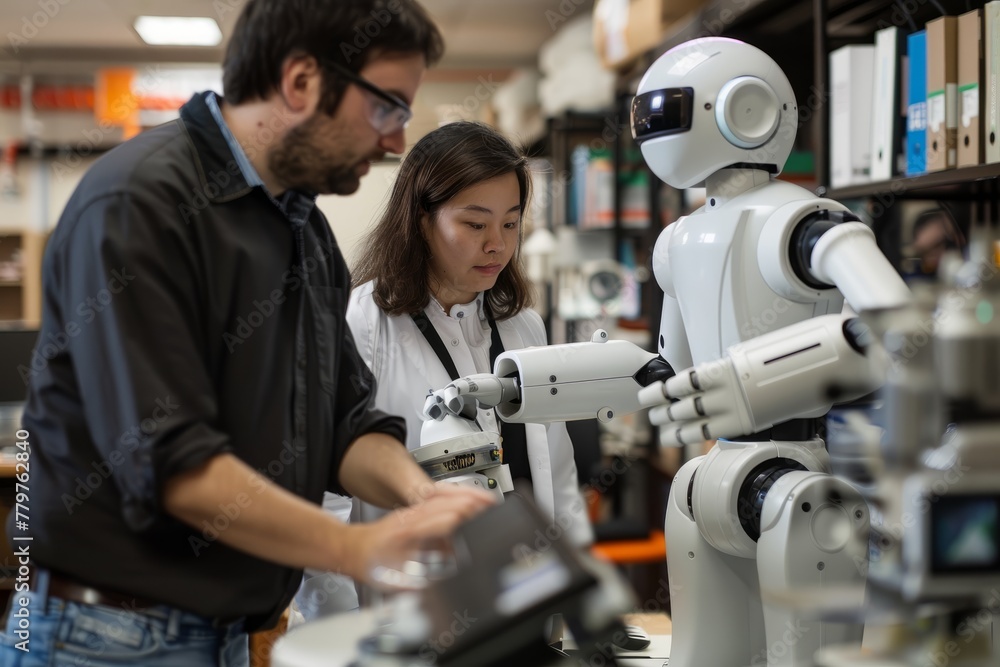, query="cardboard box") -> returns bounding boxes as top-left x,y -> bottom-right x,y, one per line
594,0 -> 704,71
926,15 -> 958,171
957,8 -> 983,168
